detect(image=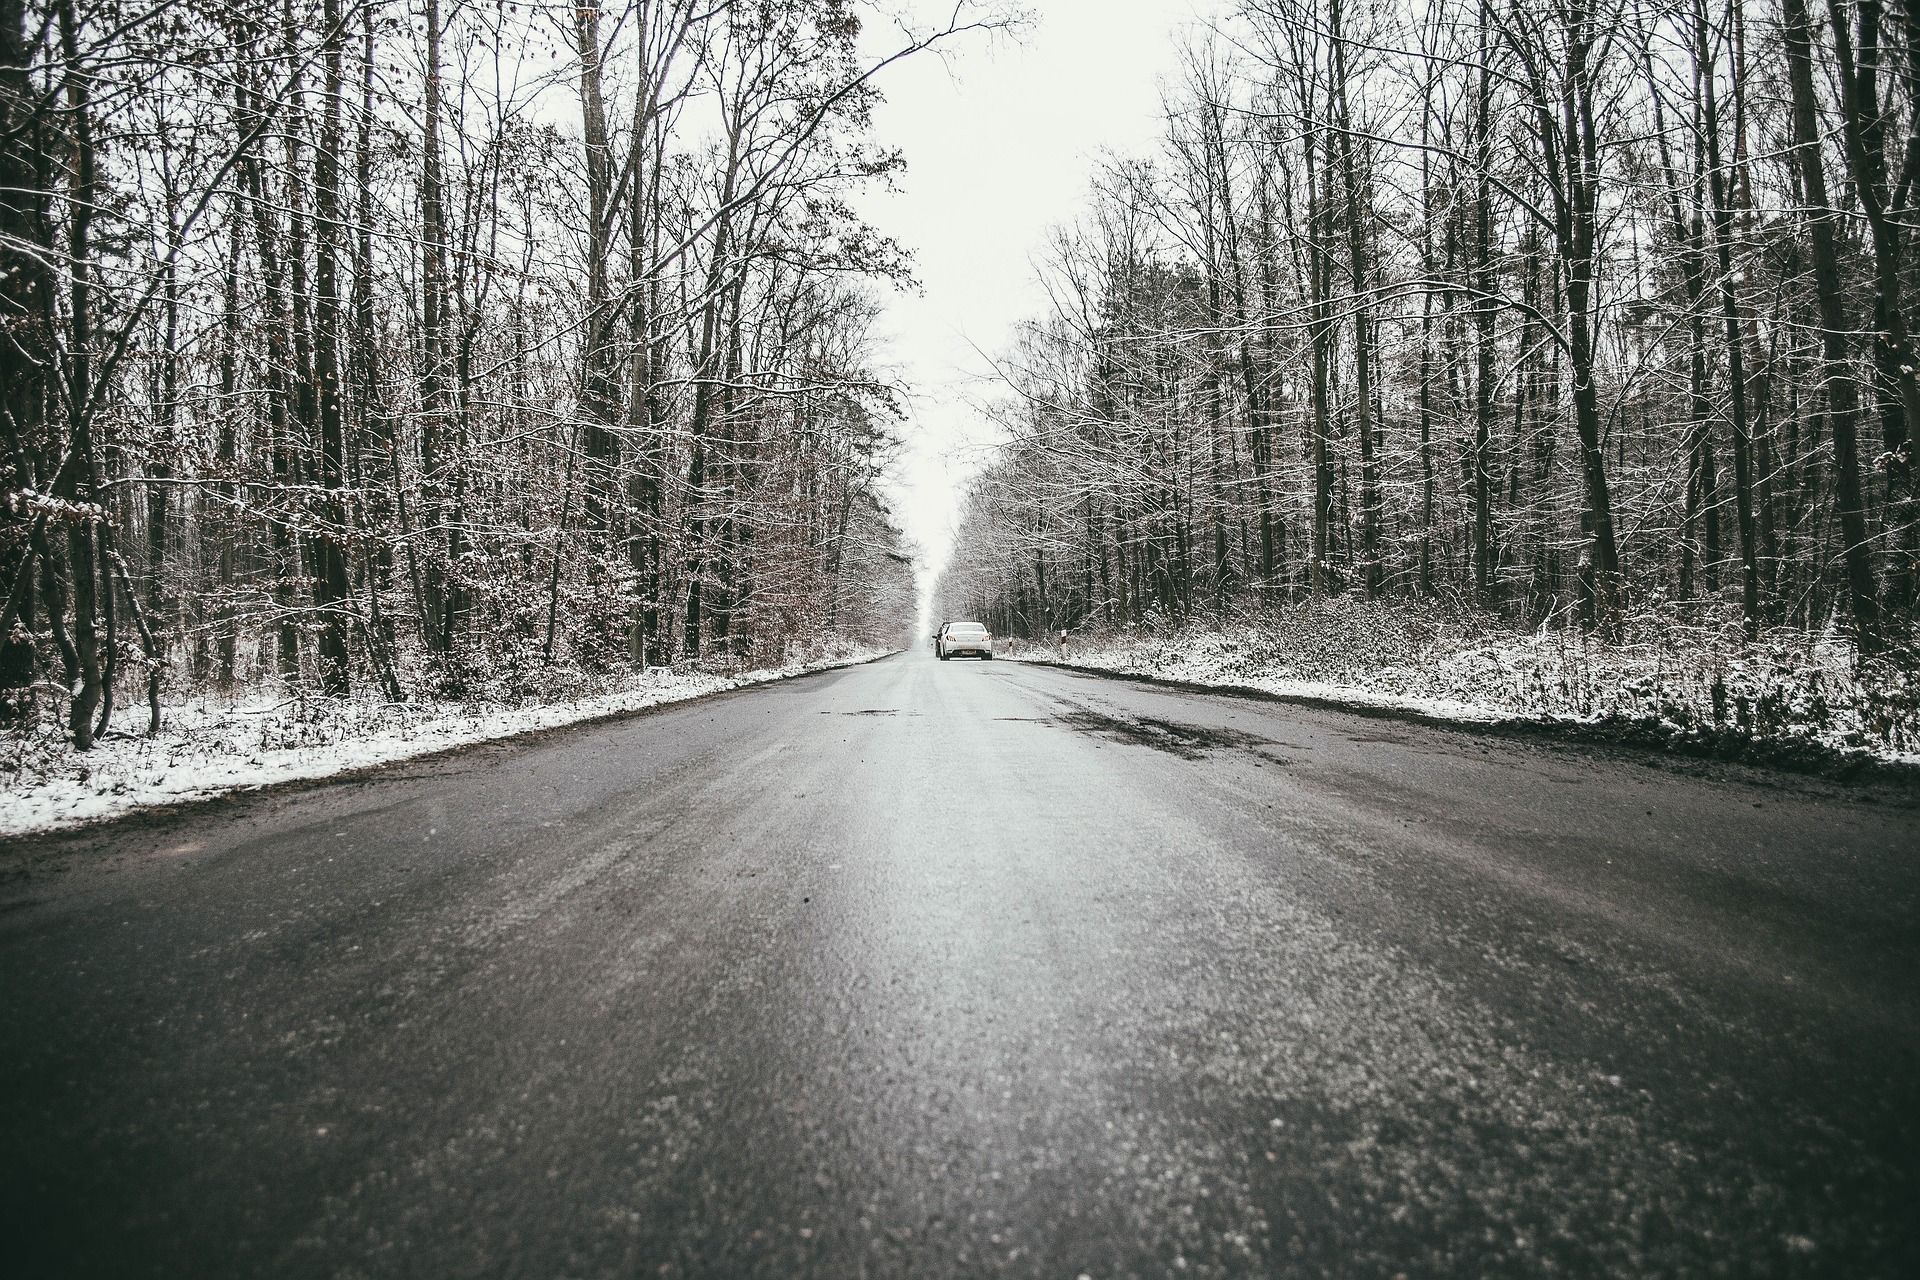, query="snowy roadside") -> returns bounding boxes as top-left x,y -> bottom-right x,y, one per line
1018,645 -> 1514,725
1005,611 -> 1920,771
0,647 -> 893,839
